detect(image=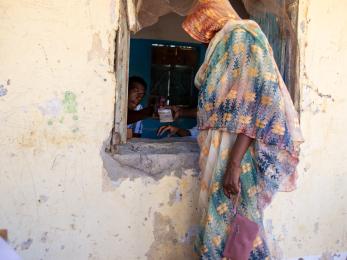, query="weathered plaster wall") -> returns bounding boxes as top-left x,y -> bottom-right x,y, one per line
0,0 -> 198,259
263,0 -> 347,259
0,0 -> 347,260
